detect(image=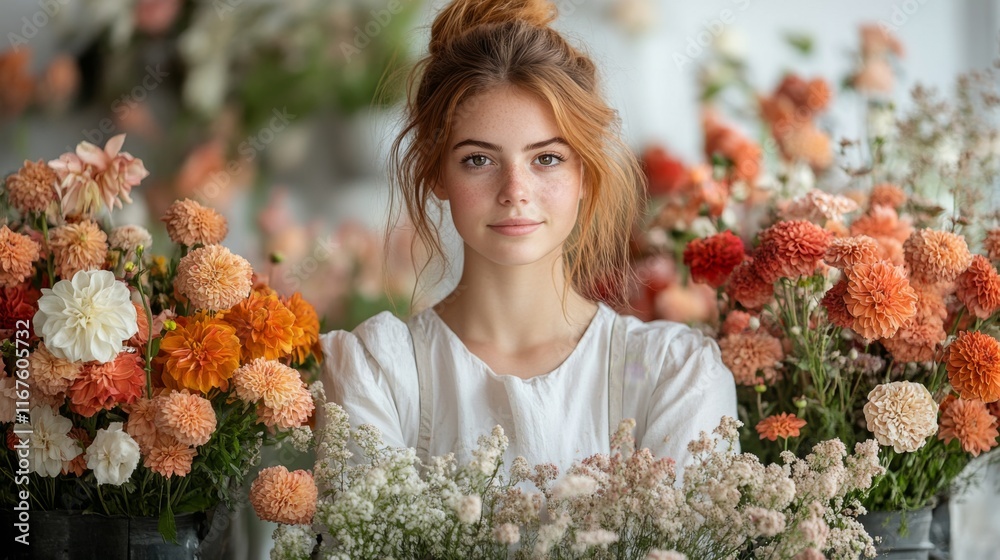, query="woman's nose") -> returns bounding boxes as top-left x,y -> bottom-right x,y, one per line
498,165 -> 530,205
